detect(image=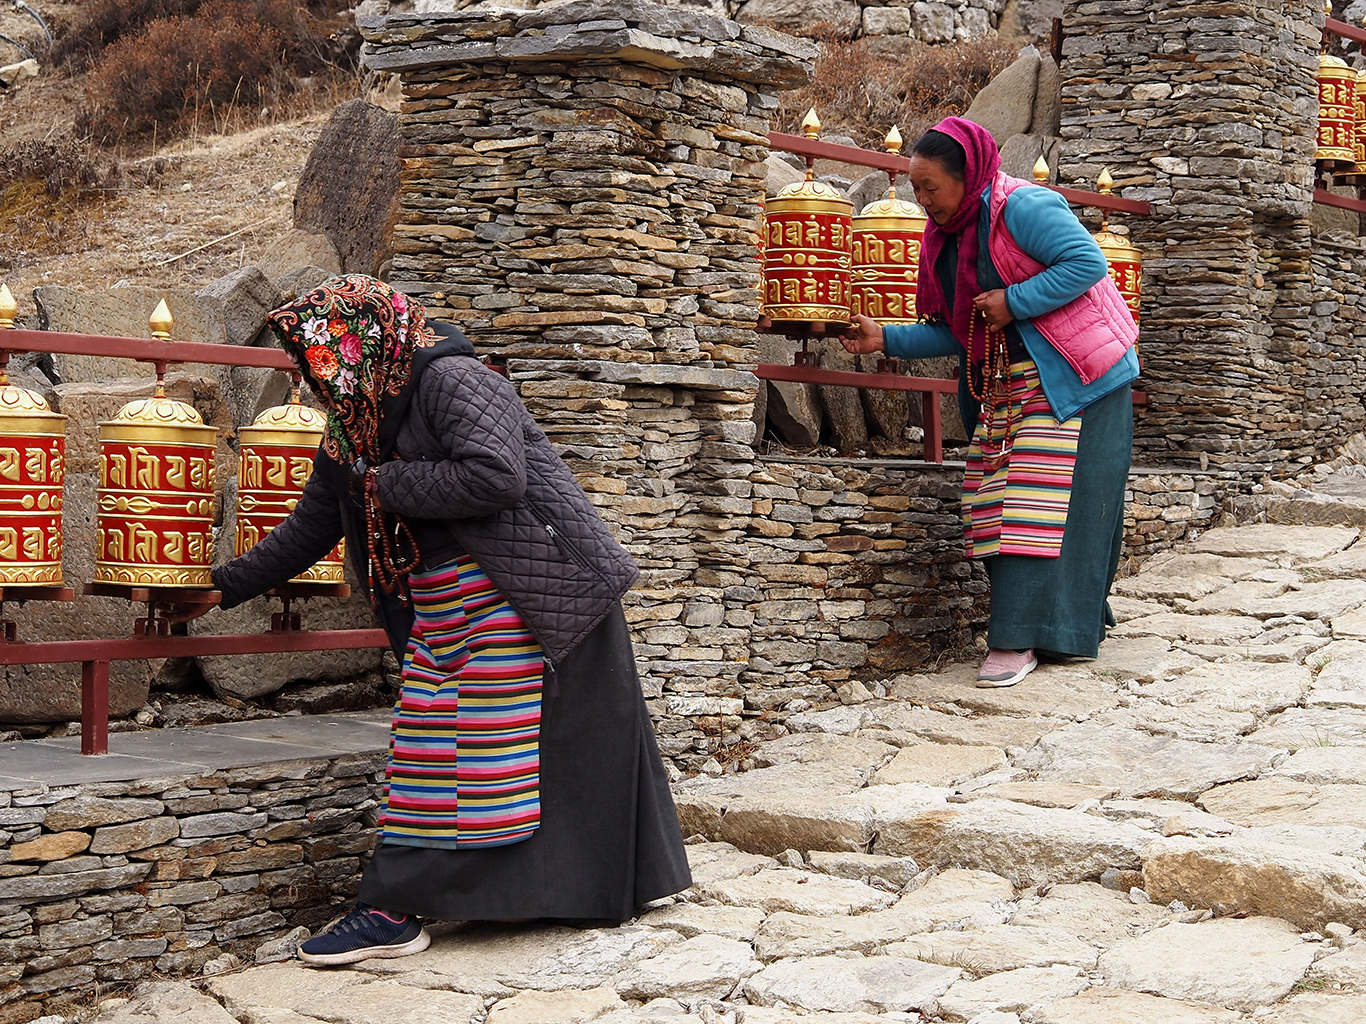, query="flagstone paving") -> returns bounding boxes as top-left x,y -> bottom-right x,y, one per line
86,522 -> 1366,1021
